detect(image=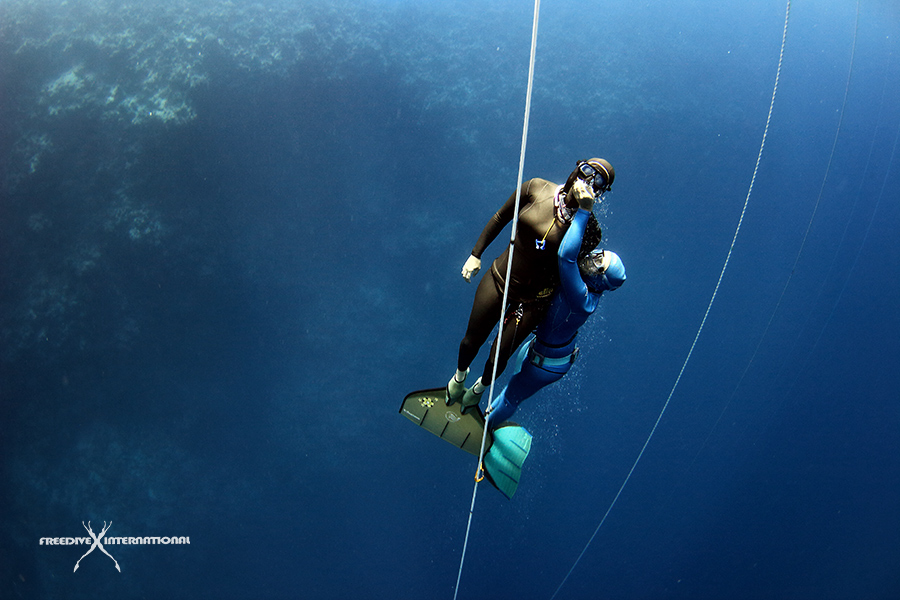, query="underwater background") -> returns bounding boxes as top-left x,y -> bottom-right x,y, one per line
1,0 -> 898,598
